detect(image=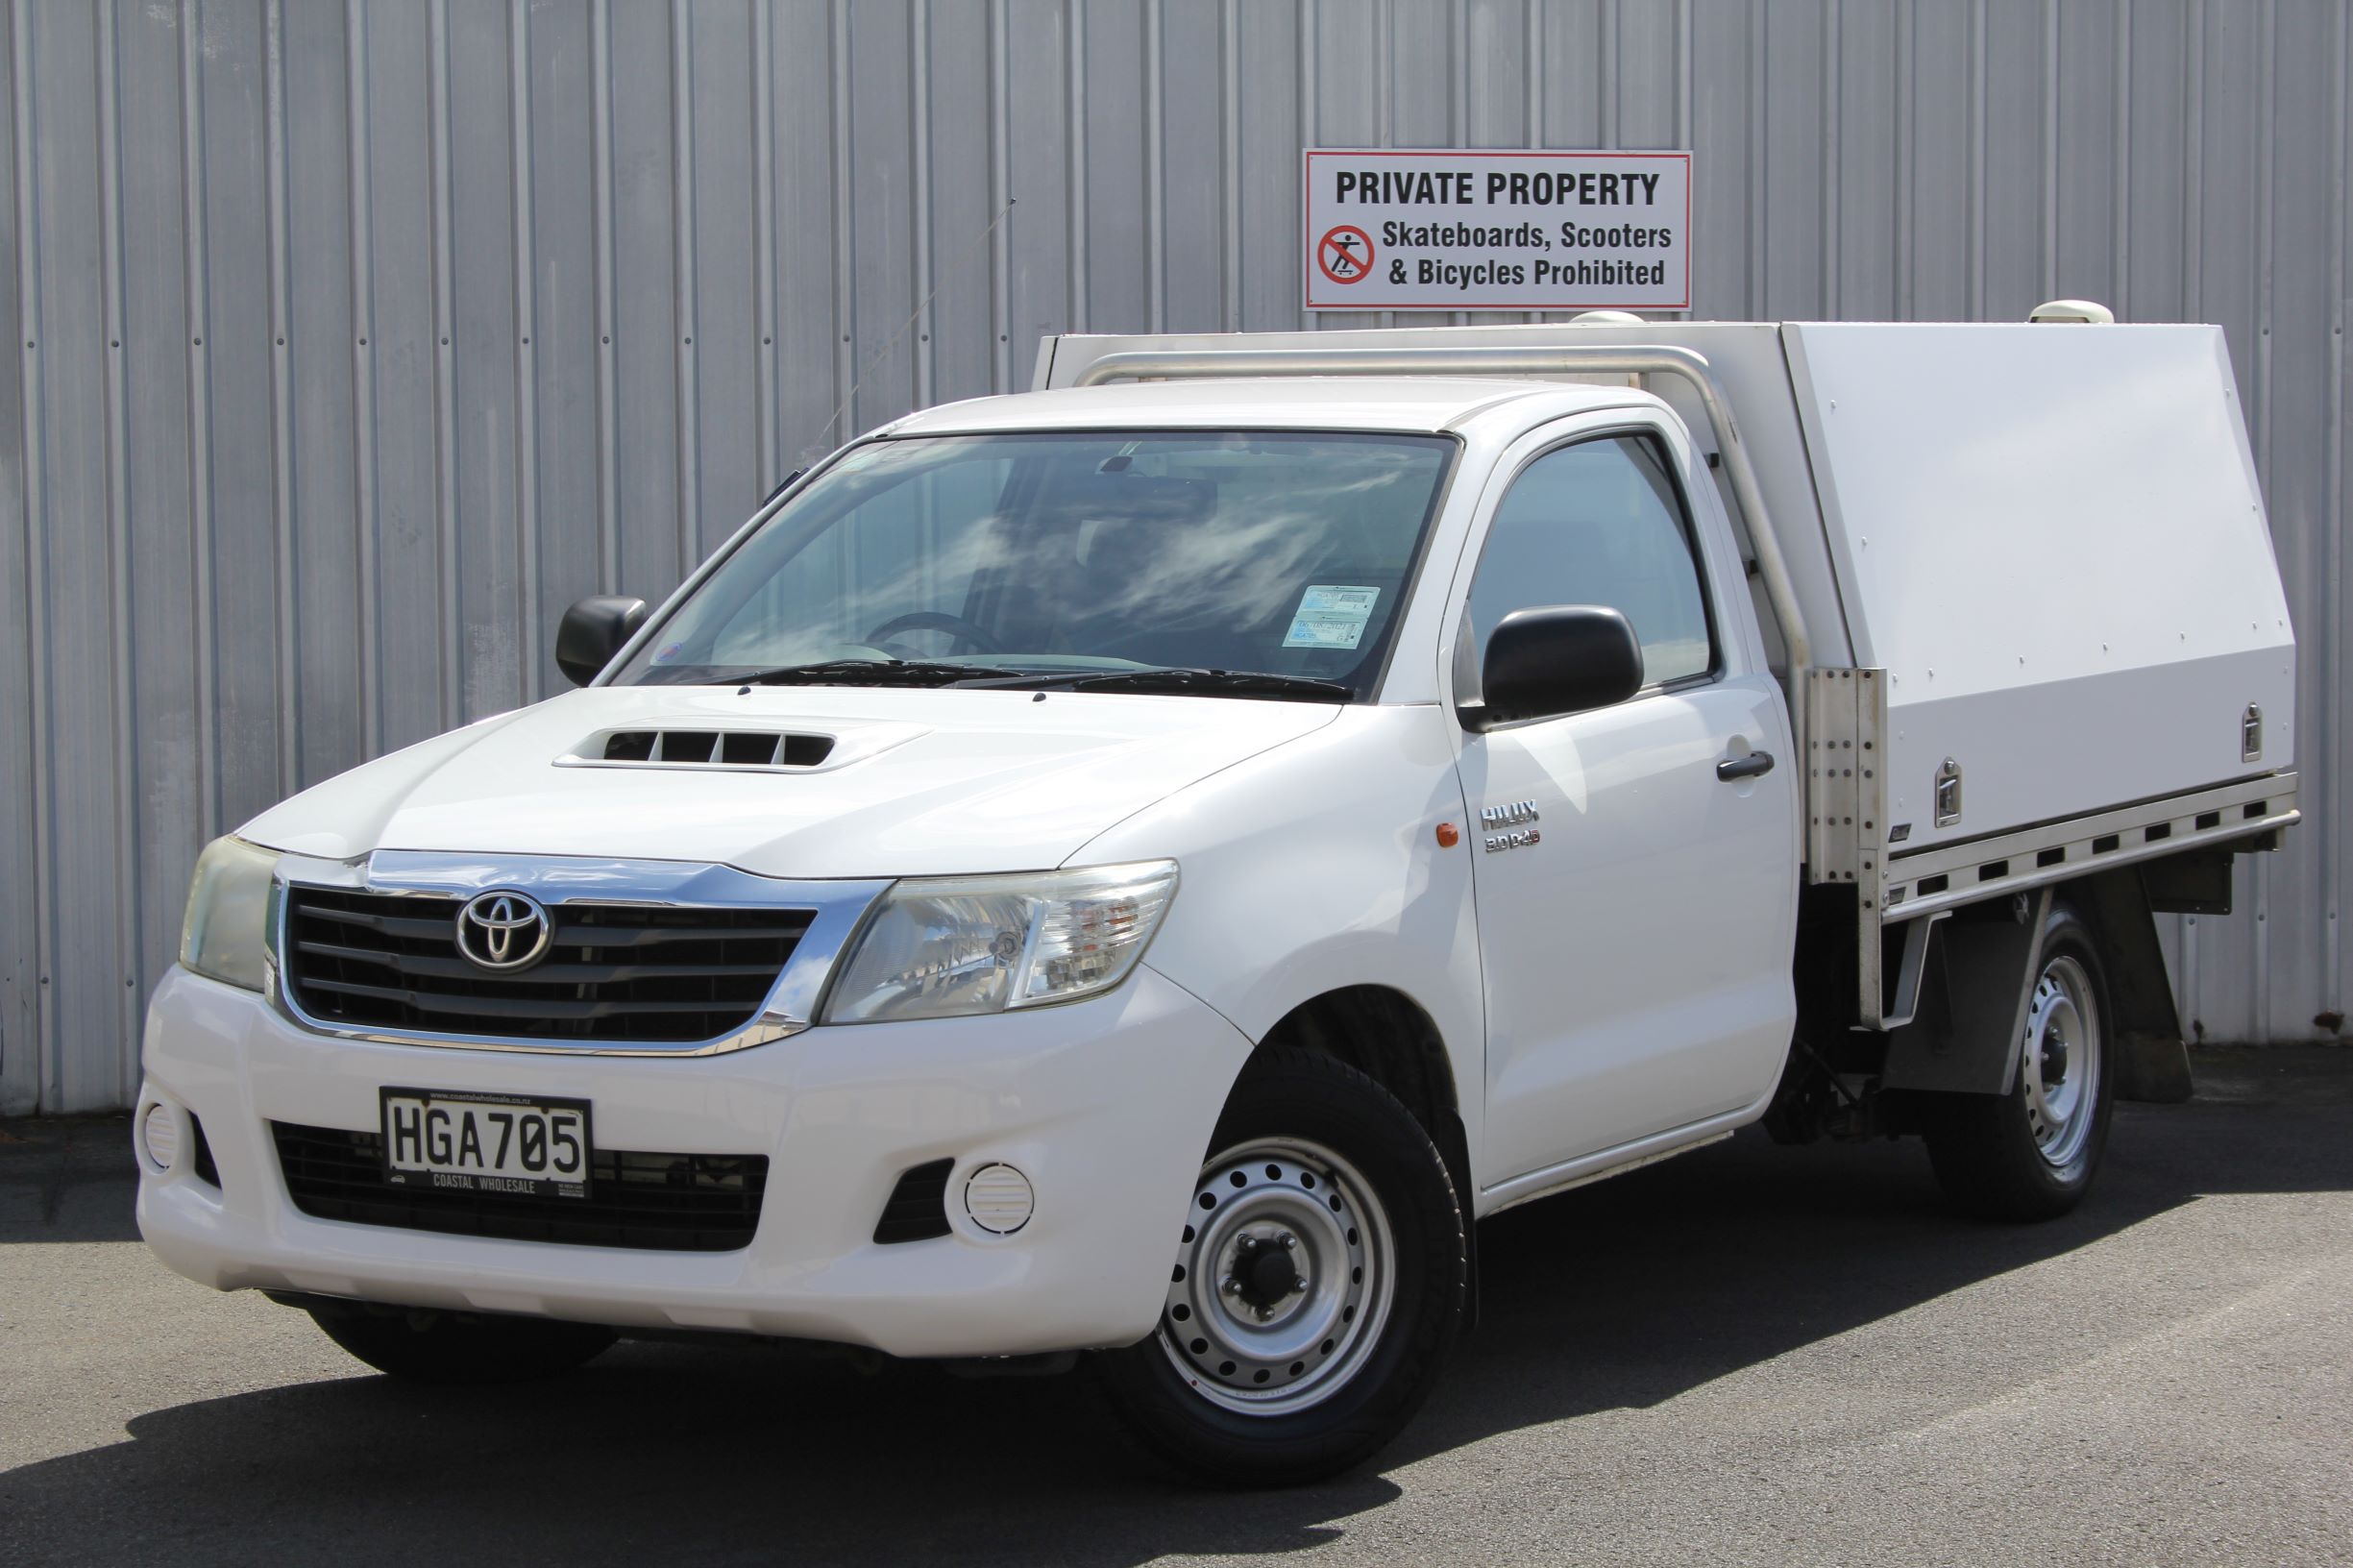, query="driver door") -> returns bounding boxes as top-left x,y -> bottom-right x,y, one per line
1449,419 -> 1799,1188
